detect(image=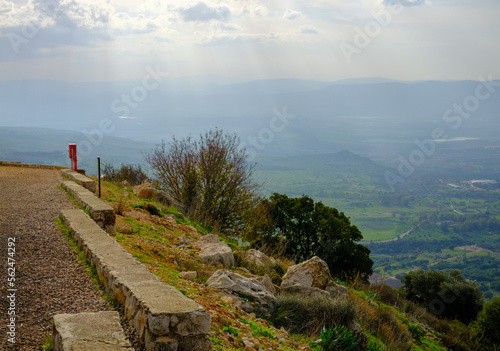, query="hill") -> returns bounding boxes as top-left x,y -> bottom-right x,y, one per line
85,178 -> 488,351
